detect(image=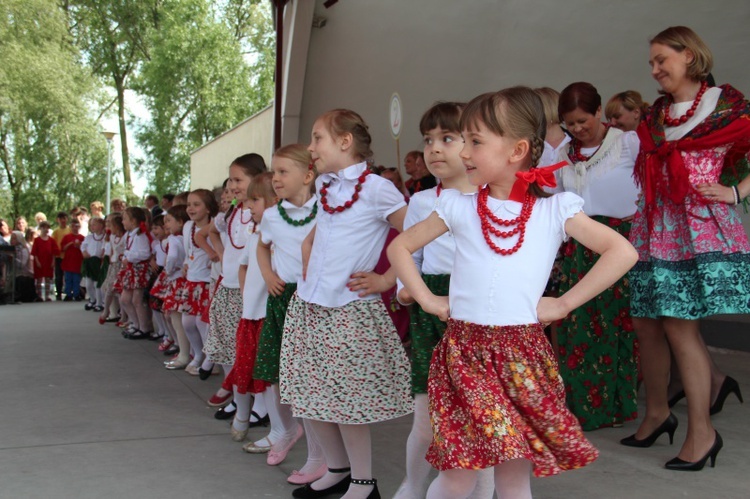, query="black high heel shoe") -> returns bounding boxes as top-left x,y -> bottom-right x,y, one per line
292,467 -> 351,498
668,390 -> 685,408
620,413 -> 678,447
710,376 -> 743,415
665,431 -> 723,471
